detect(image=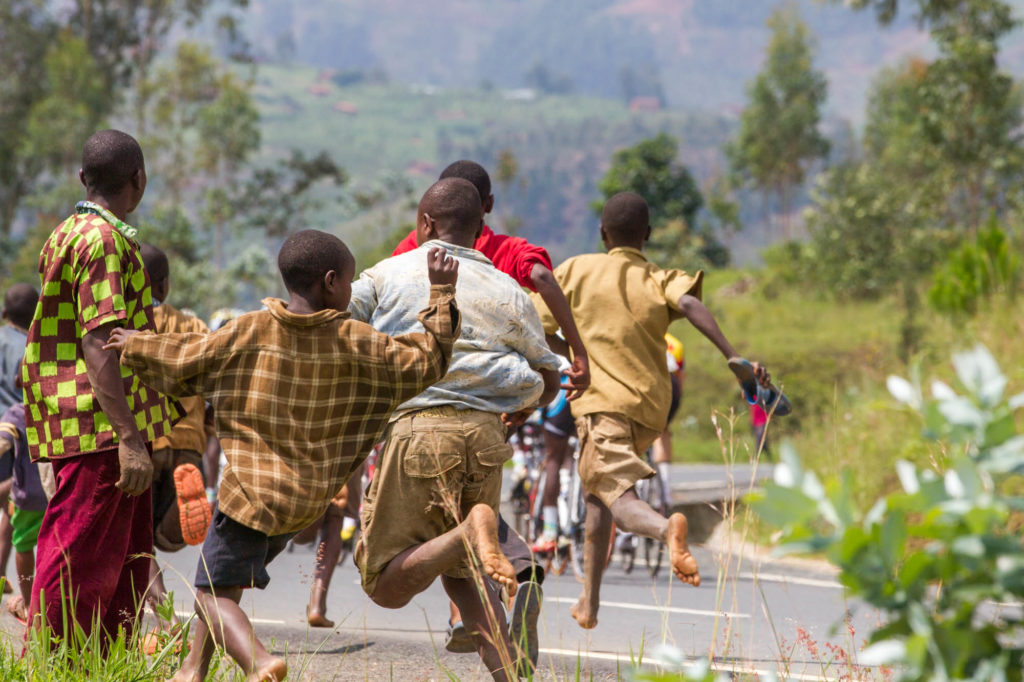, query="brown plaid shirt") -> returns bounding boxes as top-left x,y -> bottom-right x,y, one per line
150,304 -> 209,455
121,286 -> 459,535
